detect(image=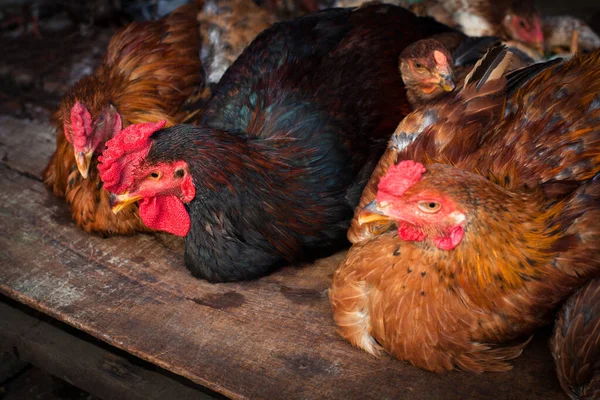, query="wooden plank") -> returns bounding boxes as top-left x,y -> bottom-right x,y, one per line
0,298 -> 217,400
0,117 -> 567,399
0,116 -> 56,179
